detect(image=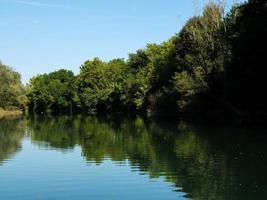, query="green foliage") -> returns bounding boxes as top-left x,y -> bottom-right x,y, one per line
0,63 -> 27,110
27,69 -> 79,112
25,0 -> 267,123
128,38 -> 177,111
225,0 -> 267,118
128,49 -> 149,71
77,58 -> 130,113
173,3 -> 226,113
